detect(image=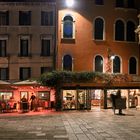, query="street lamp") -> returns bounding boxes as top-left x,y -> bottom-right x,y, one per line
66,0 -> 74,7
